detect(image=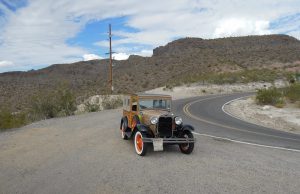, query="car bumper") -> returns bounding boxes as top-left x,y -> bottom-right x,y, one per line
142,137 -> 195,144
